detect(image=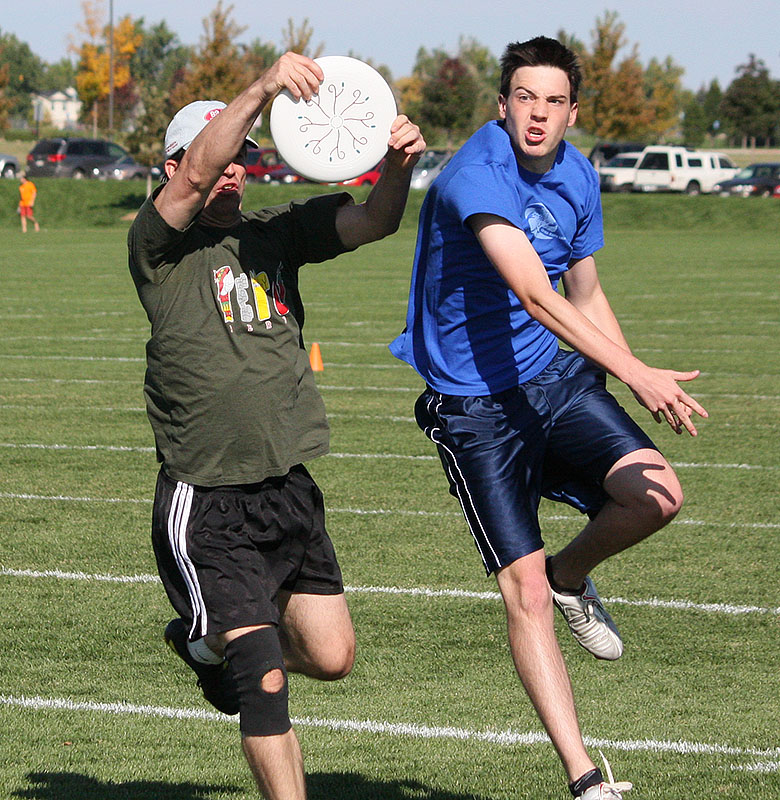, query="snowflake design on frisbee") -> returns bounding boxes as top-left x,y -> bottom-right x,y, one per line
270,56 -> 397,183
297,83 -> 375,163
